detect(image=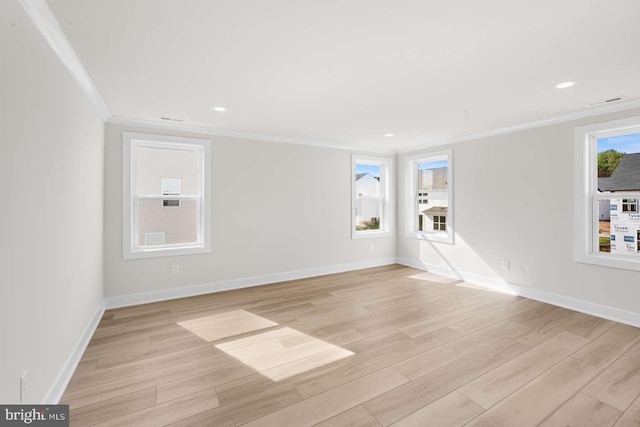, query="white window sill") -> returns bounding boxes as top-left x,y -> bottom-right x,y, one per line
124,244 -> 210,260
352,230 -> 392,240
